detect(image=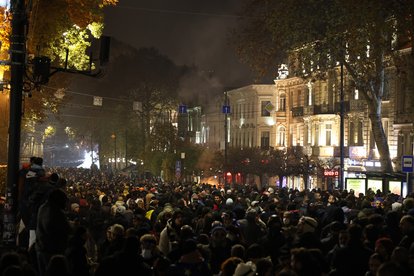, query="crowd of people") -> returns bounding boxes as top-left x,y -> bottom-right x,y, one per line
1,157 -> 414,276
